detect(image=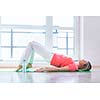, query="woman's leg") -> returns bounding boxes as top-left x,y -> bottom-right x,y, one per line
30,41 -> 52,62
26,51 -> 34,69
28,51 -> 34,64
19,42 -> 34,66
17,41 -> 53,71
16,42 -> 34,71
